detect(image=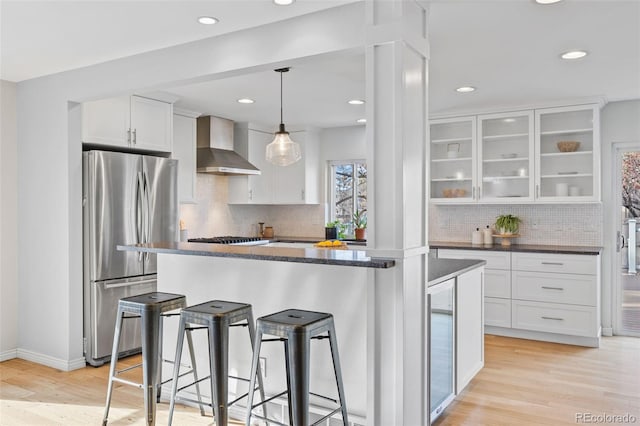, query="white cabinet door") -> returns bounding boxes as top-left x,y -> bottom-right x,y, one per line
81,96 -> 130,147
535,104 -> 600,202
172,114 -> 196,203
456,267 -> 484,393
430,116 -> 477,203
275,131 -> 306,204
477,111 -> 534,202
247,129 -> 275,204
130,96 -> 172,152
